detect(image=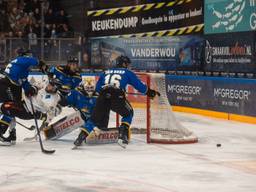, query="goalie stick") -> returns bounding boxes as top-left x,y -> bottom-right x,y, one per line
29,97 -> 55,154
